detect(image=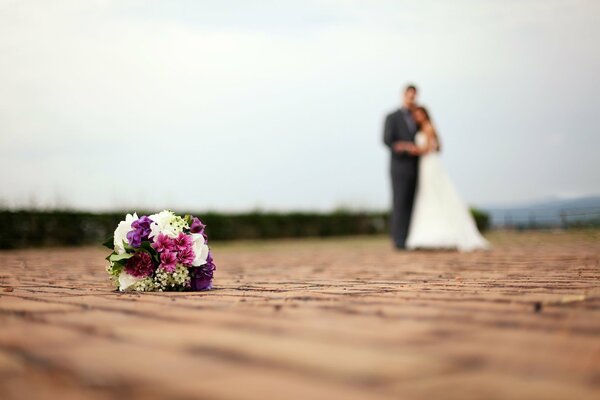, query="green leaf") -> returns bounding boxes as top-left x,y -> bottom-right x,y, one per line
102,235 -> 114,249
109,261 -> 125,276
139,240 -> 155,252
109,252 -> 134,263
